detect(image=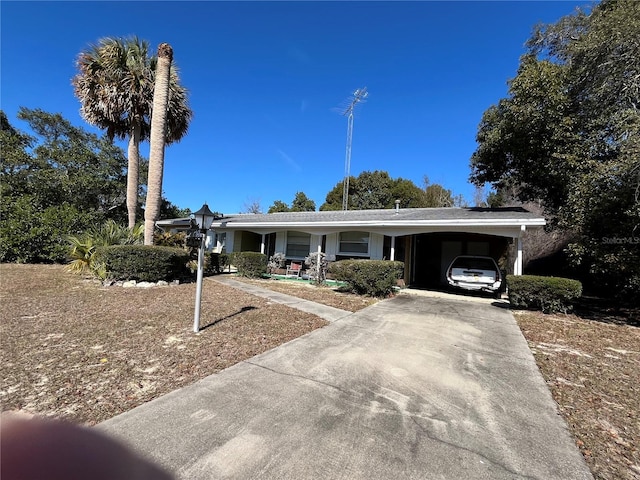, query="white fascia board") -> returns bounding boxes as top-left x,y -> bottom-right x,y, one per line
212,218 -> 546,230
